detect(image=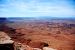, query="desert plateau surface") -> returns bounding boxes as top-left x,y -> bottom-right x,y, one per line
0,17 -> 75,50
